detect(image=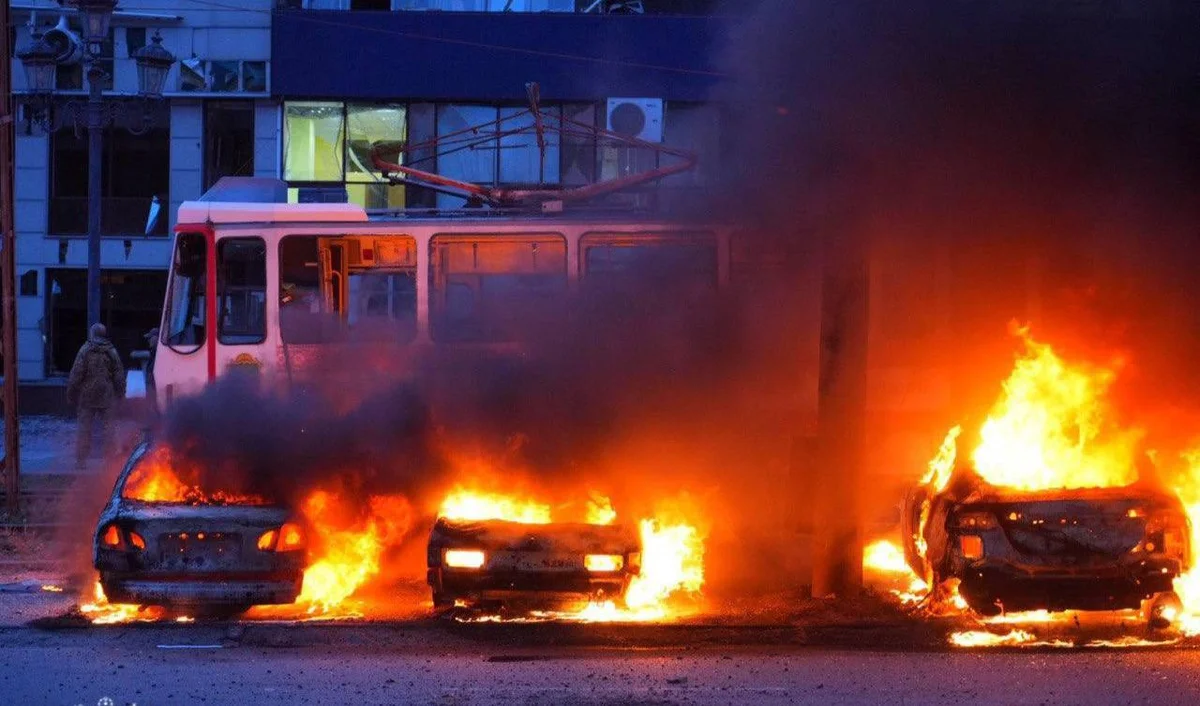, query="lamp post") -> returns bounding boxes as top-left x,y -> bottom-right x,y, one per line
17,2 -> 175,328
